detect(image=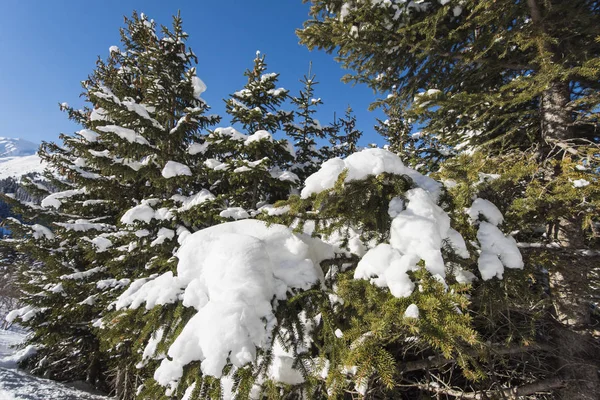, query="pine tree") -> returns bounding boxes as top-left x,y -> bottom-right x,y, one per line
285,67 -> 337,182
5,11 -> 221,396
373,94 -> 442,171
300,0 -> 600,397
102,53 -> 300,399
208,52 -> 297,213
328,106 -> 362,158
